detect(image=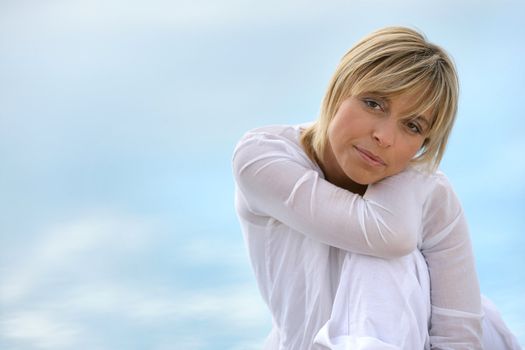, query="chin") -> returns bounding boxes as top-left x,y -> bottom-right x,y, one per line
345,171 -> 378,186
